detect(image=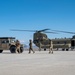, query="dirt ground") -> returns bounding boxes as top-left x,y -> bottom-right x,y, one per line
0,50 -> 75,75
